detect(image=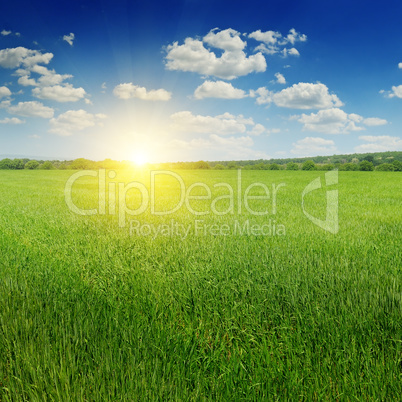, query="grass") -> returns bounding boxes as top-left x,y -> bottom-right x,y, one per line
0,169 -> 401,400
